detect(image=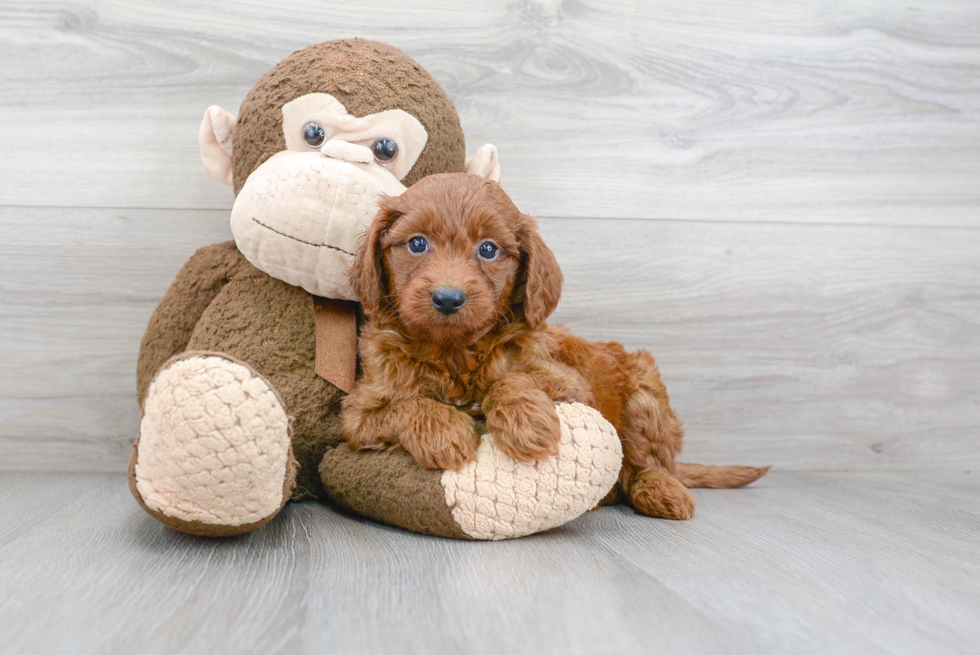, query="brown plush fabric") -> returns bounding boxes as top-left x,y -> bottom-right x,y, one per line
319,443 -> 470,539
176,246 -> 346,501
136,241 -> 253,406
232,39 -> 466,194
